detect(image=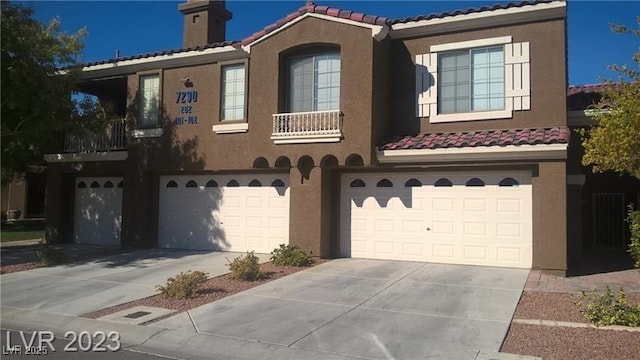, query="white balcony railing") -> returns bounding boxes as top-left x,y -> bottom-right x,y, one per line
271,110 -> 343,144
64,118 -> 127,153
